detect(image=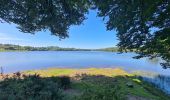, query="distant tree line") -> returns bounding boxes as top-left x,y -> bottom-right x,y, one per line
0,44 -> 119,52
0,44 -> 92,51
96,47 -> 119,52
